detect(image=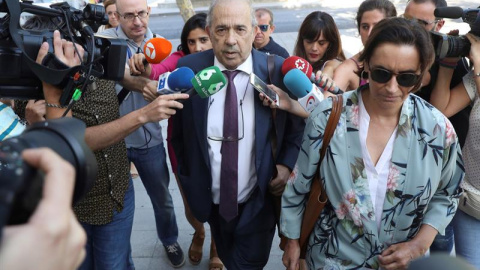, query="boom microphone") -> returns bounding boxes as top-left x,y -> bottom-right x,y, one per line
281,56 -> 343,94
434,7 -> 464,18
157,67 -> 195,95
143,37 -> 172,64
284,69 -> 324,114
